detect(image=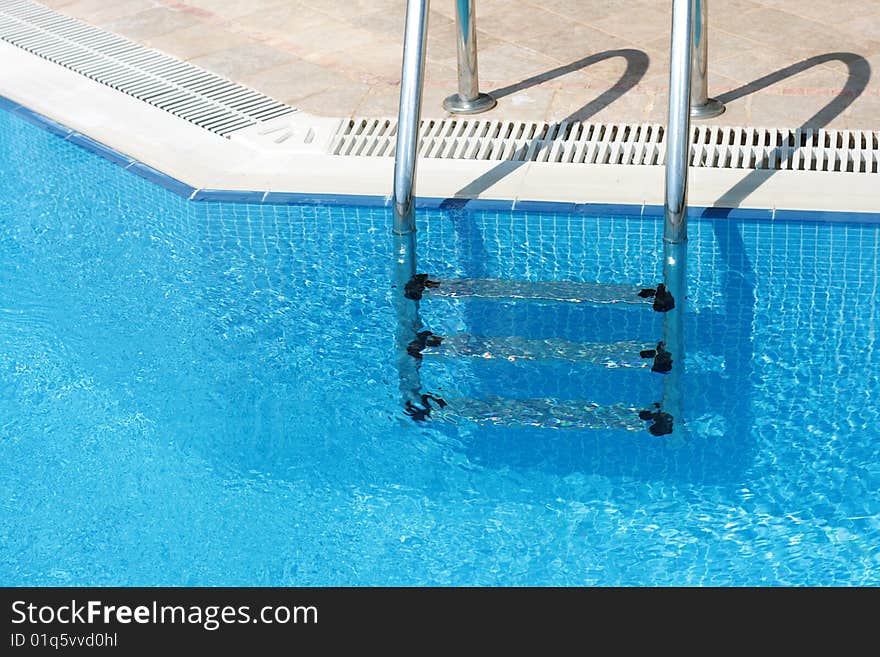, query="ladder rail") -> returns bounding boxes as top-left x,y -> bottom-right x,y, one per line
660,0 -> 695,441
664,0 -> 694,246
443,0 -> 496,114
691,0 -> 725,118
392,0 -> 429,237
391,0 -> 430,412
389,0 -> 695,435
